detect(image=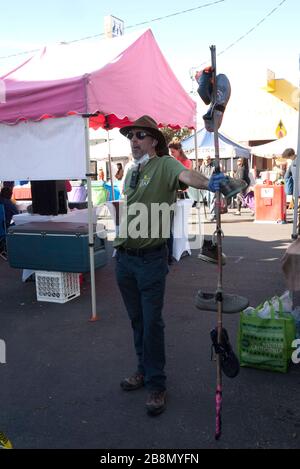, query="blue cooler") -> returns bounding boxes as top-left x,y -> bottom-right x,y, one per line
7,222 -> 107,273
